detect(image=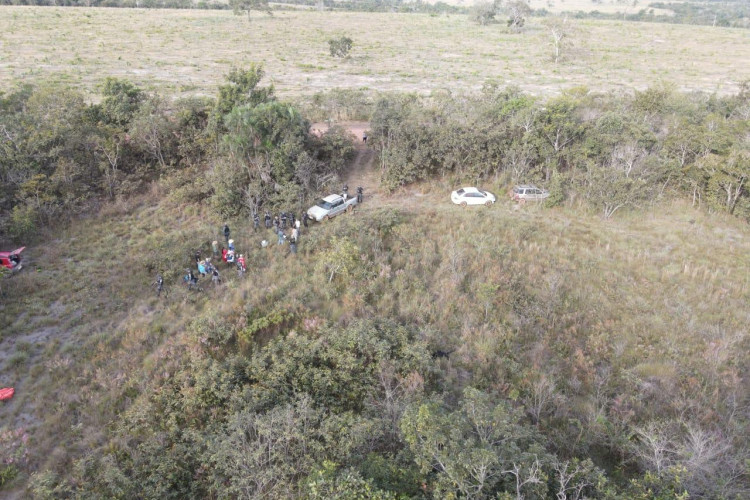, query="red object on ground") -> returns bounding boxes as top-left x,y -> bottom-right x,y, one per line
0,247 -> 25,270
0,388 -> 15,401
